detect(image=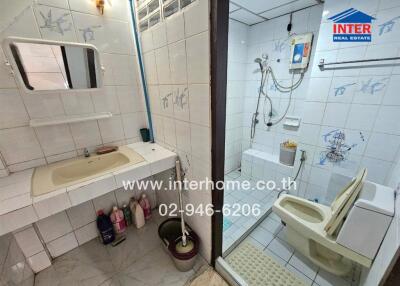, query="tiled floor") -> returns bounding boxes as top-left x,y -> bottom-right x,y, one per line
229,212 -> 360,286
35,218 -> 206,286
187,268 -> 228,286
223,169 -> 278,252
